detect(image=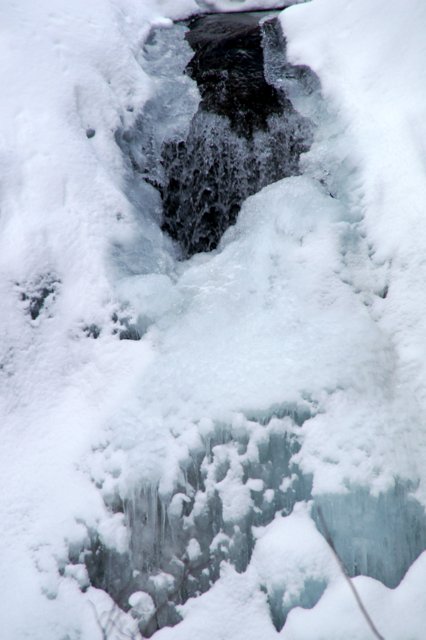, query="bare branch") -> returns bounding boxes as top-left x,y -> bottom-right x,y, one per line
316,506 -> 385,640
88,598 -> 137,640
